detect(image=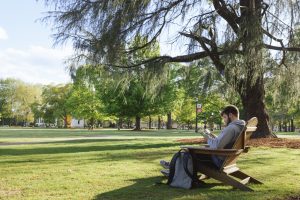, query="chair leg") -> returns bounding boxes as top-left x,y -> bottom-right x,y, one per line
230,170 -> 263,184
199,166 -> 254,191
199,174 -> 209,180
